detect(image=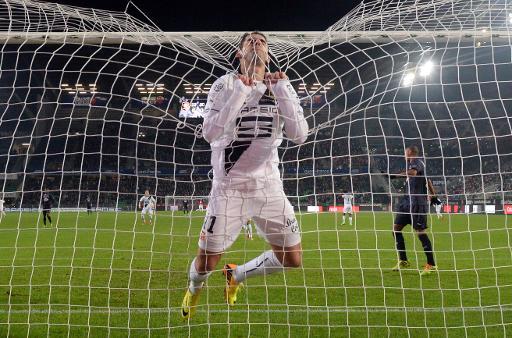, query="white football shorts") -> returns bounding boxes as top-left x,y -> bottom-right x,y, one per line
198,185 -> 300,253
